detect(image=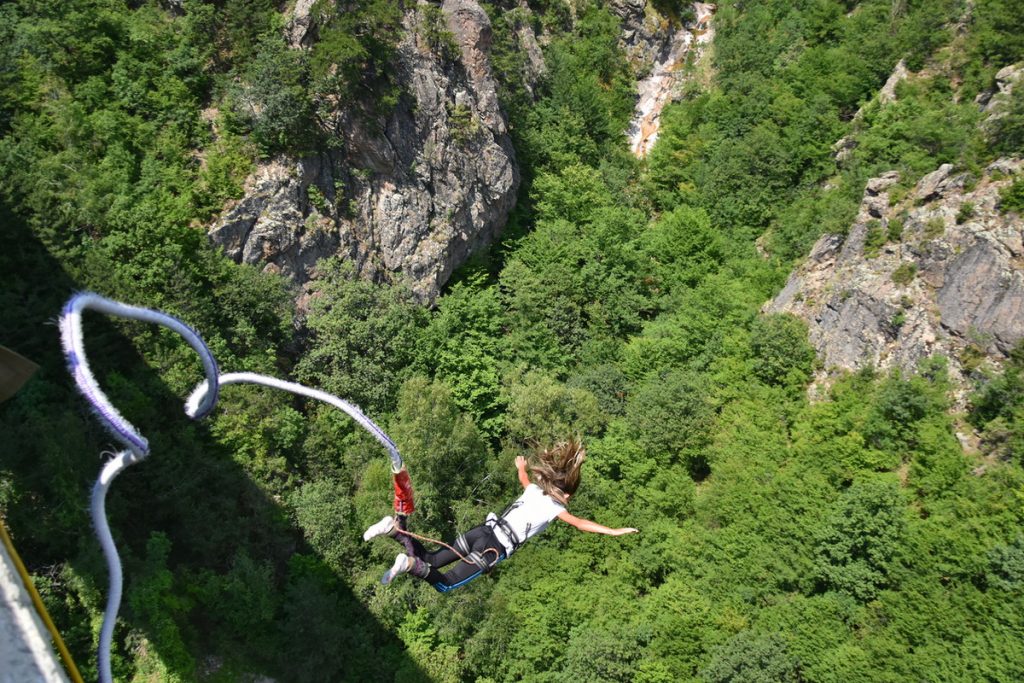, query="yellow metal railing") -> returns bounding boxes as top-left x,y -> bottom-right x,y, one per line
0,518 -> 85,683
